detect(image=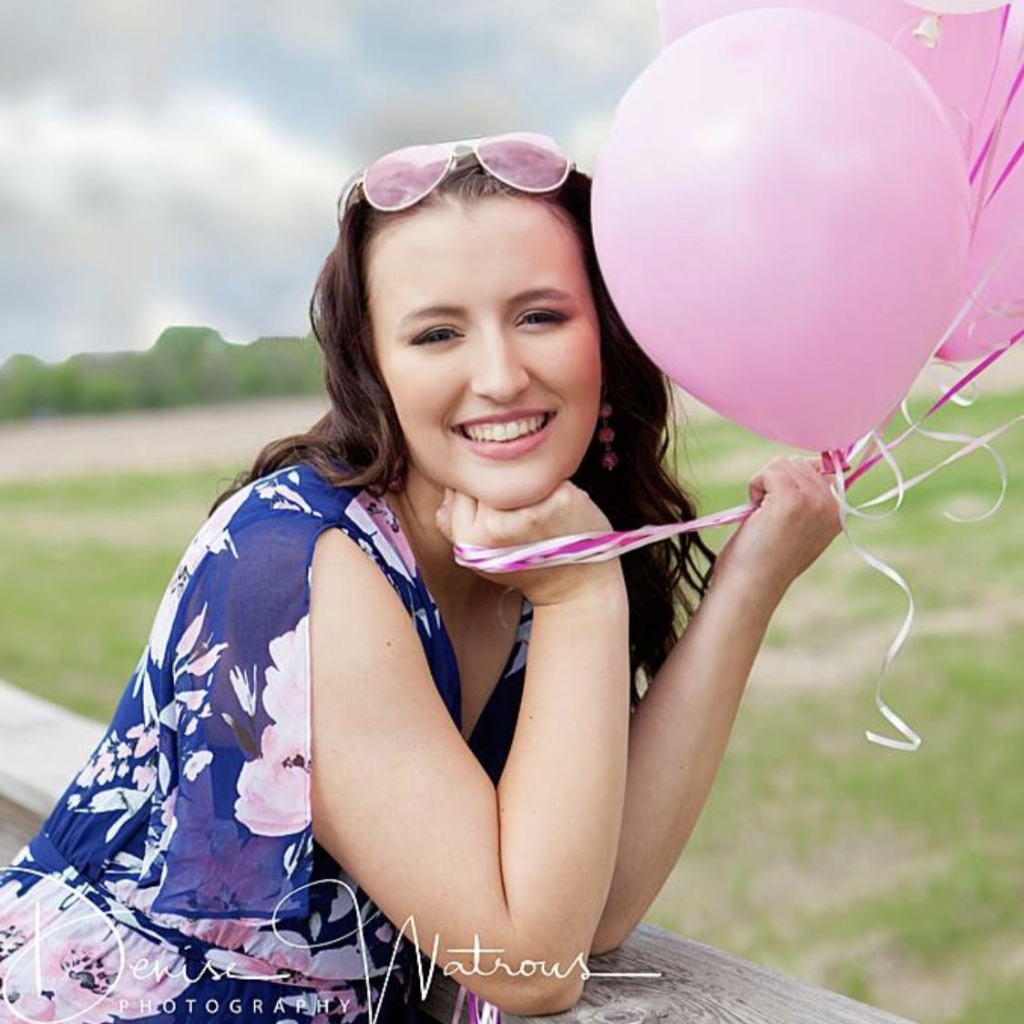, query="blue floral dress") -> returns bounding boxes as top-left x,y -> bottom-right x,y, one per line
0,461 -> 532,1023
